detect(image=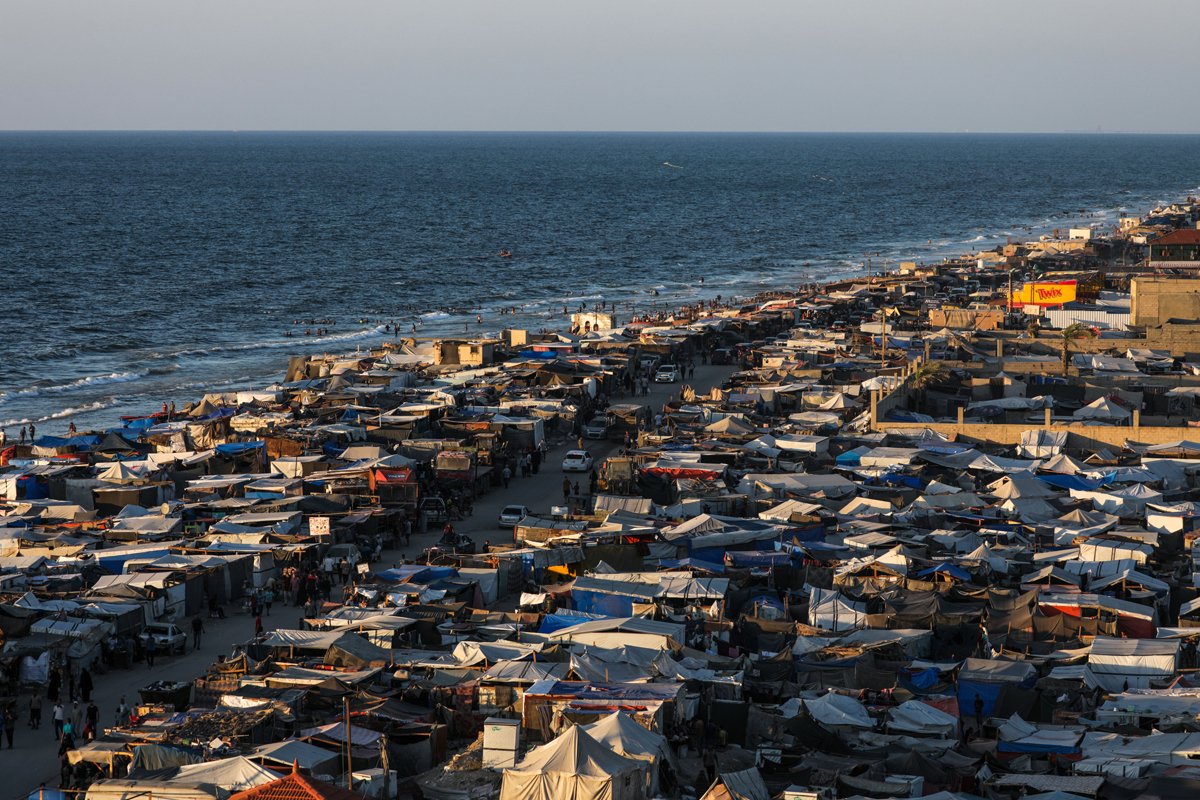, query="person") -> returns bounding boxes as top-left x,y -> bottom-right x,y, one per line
28,423 -> 34,440
501,464 -> 511,488
52,702 -> 64,740
85,702 -> 98,742
562,477 -> 571,504
192,615 -> 205,650
169,401 -> 176,419
255,613 -> 264,637
79,667 -> 93,702
146,635 -> 157,668
263,587 -> 274,616
29,693 -> 41,730
66,422 -> 77,435
339,558 -> 350,586
19,426 -> 26,445
71,701 -> 82,733
973,692 -> 984,730
116,696 -> 129,727
0,705 -> 11,750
